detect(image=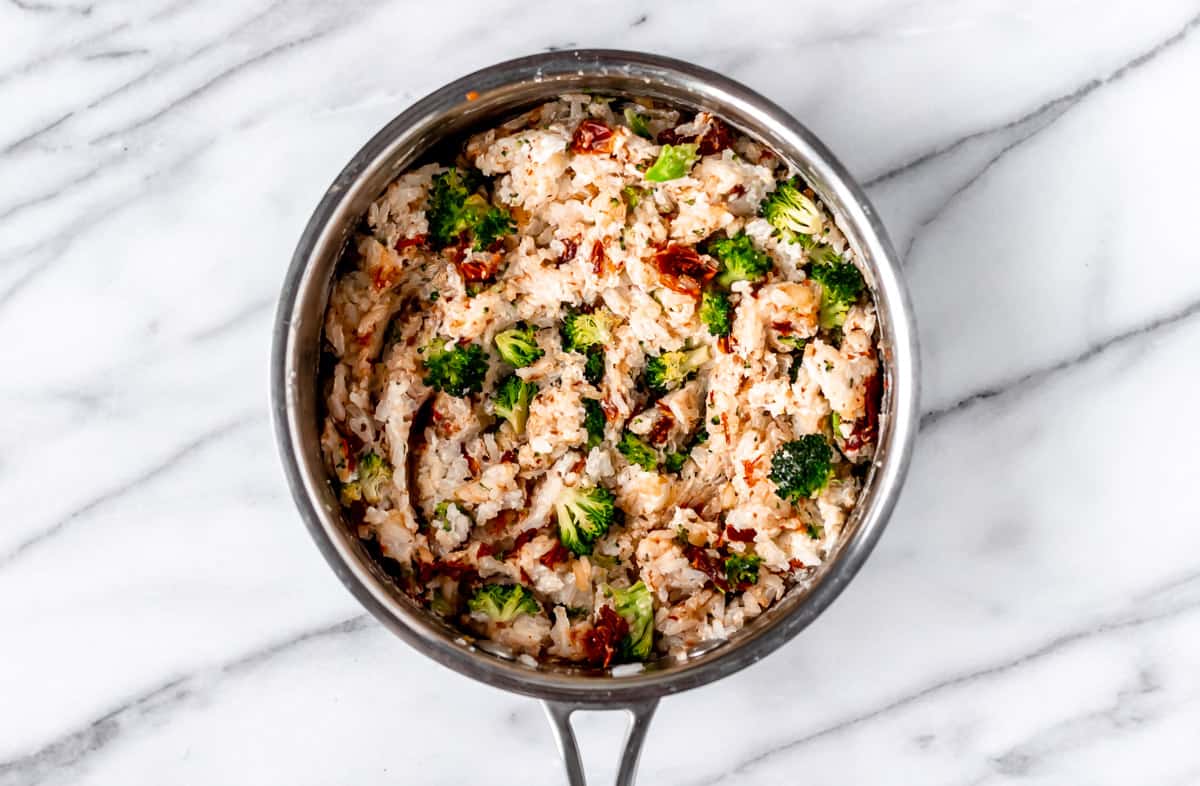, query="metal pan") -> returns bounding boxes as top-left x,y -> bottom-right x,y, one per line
271,49 -> 919,786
